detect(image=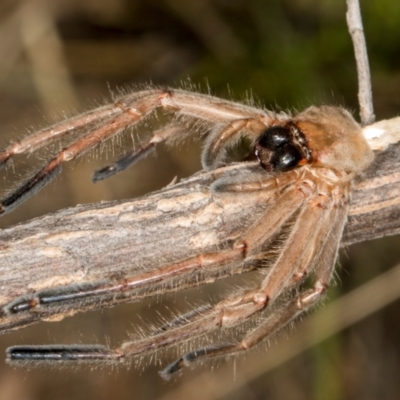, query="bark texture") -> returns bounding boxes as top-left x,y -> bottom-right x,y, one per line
0,142 -> 399,311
